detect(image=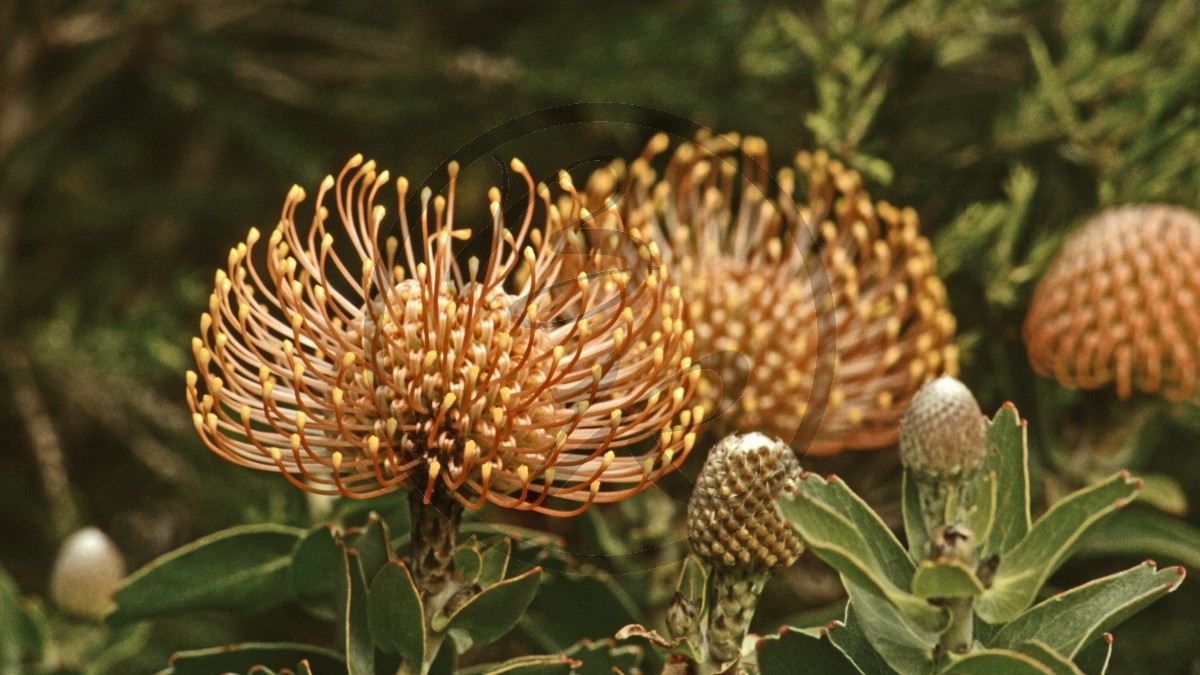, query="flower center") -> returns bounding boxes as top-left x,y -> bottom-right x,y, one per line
353,279 -> 563,480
